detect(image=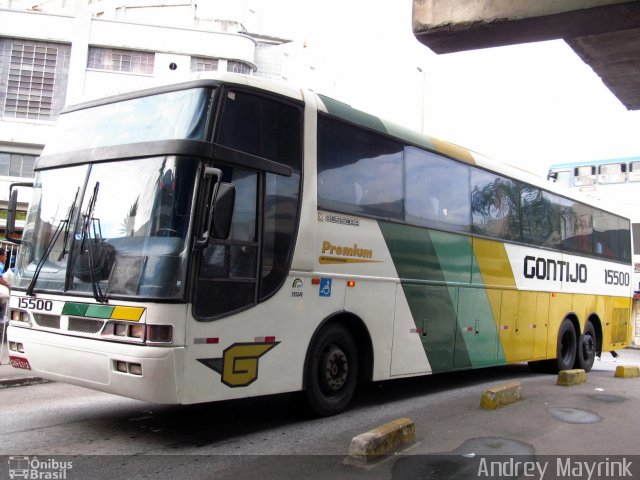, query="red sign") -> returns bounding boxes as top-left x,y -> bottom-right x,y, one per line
9,356 -> 31,370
